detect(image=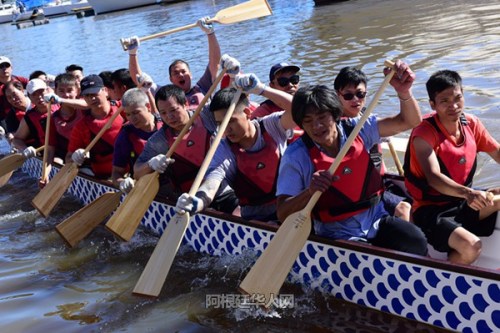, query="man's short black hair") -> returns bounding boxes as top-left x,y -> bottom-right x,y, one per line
65,64 -> 83,72
292,85 -> 343,128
